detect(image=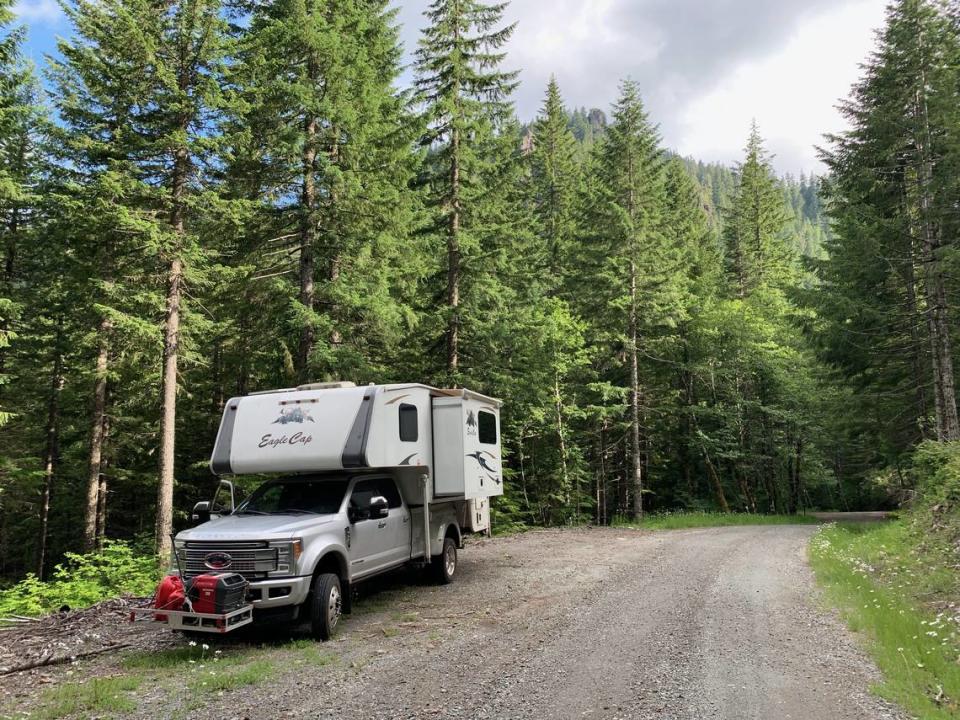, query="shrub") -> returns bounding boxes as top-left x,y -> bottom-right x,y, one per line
0,540 -> 160,618
904,441 -> 960,603
910,441 -> 960,512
